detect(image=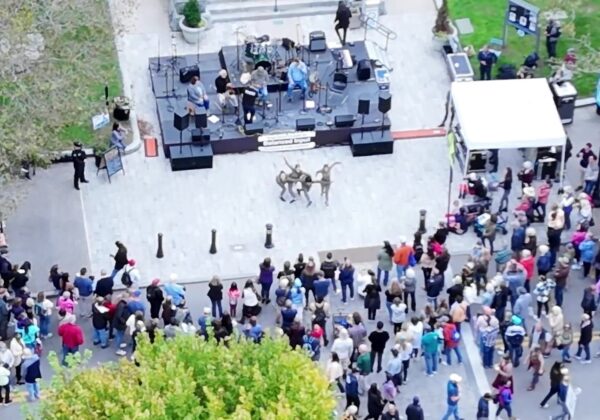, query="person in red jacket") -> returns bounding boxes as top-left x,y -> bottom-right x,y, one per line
441,318 -> 463,366
57,313 -> 84,366
393,237 -> 414,279
520,249 -> 535,292
103,294 -> 117,340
